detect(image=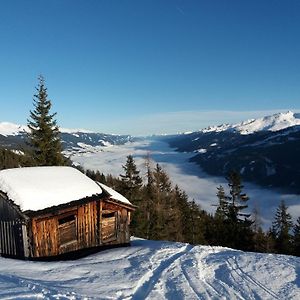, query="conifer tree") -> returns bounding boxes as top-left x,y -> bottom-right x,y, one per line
214,171 -> 253,250
27,75 -> 65,166
119,155 -> 143,236
120,155 -> 143,201
226,171 -> 251,223
215,185 -> 228,220
293,217 -> 300,256
272,200 -> 293,254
